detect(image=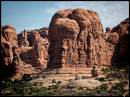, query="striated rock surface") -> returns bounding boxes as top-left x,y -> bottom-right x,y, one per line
48,8 -> 104,69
